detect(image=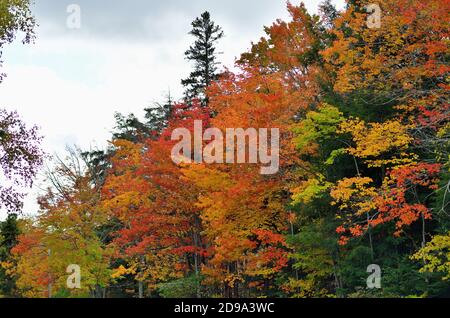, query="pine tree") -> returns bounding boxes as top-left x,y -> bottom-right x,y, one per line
144,90 -> 174,134
112,112 -> 149,143
181,11 -> 224,107
113,92 -> 174,143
